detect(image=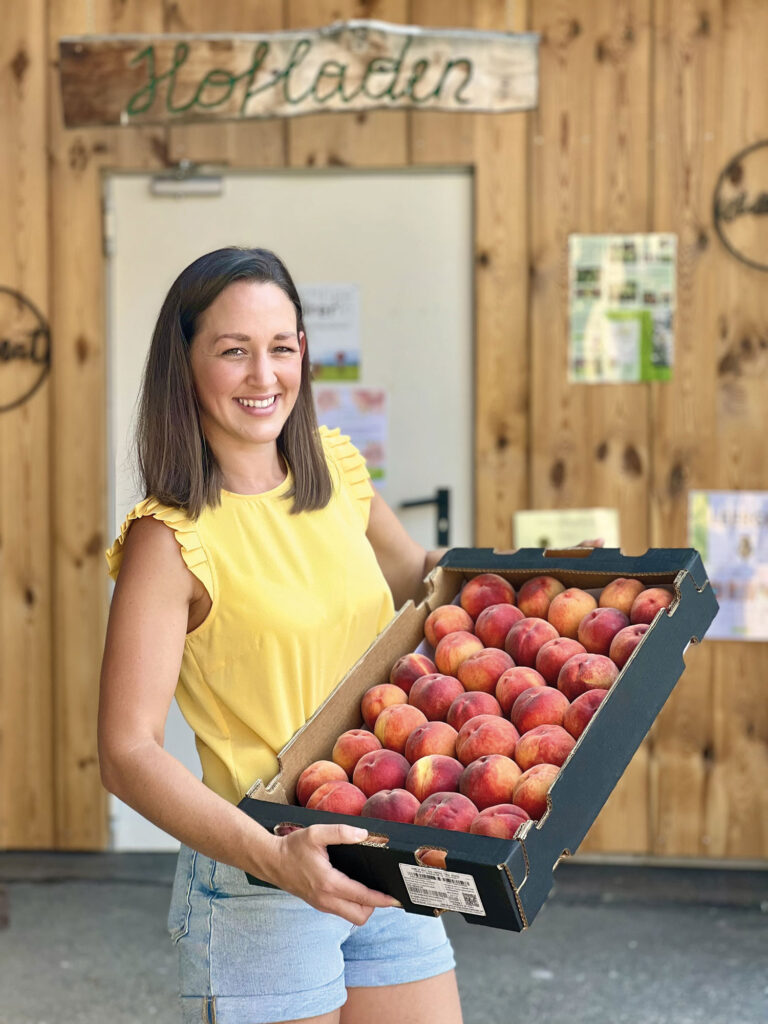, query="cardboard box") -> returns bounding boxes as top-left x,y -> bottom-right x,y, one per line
238,547 -> 719,931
